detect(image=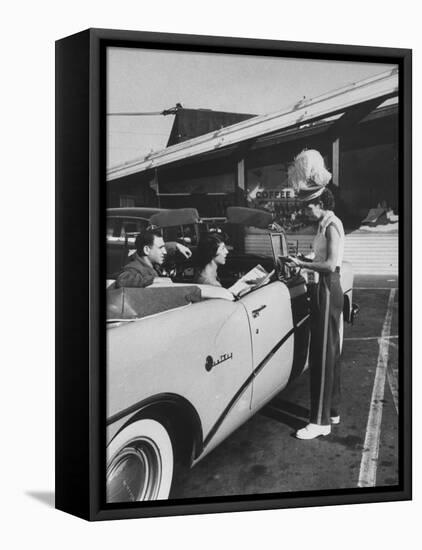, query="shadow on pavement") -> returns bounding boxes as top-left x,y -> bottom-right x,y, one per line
261,398 -> 309,430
